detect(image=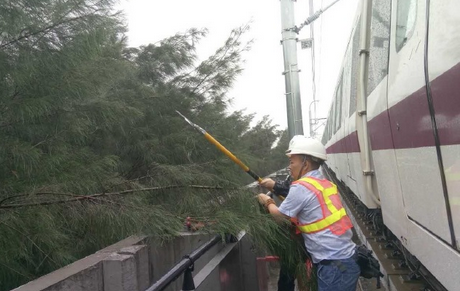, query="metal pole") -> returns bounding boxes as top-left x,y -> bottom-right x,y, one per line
181,266 -> 195,291
280,0 -> 303,139
308,0 -> 317,125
